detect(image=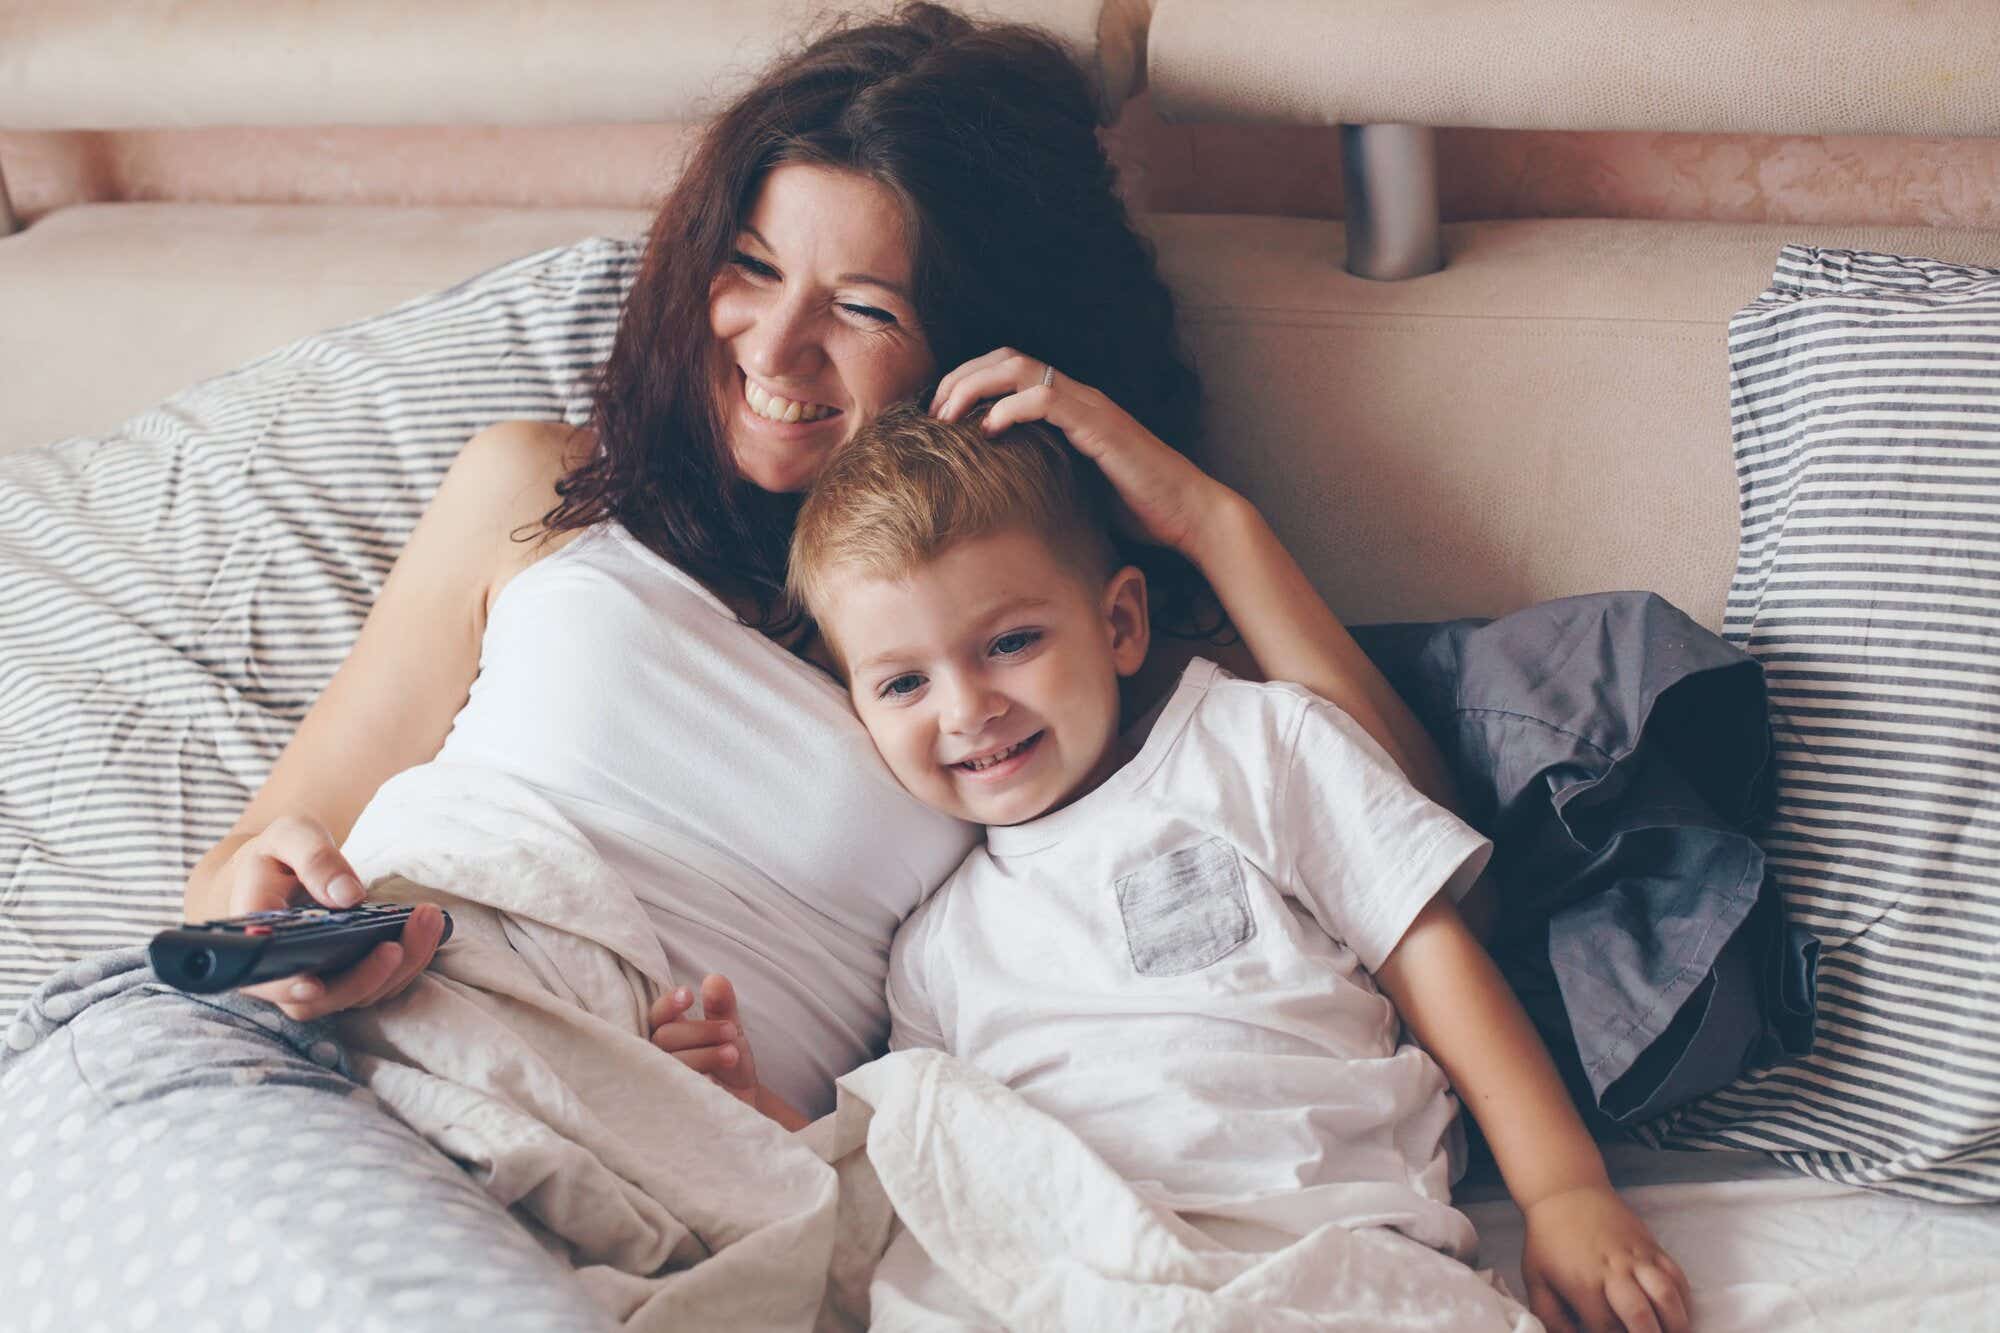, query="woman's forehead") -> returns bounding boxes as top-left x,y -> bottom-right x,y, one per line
741,163 -> 914,288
